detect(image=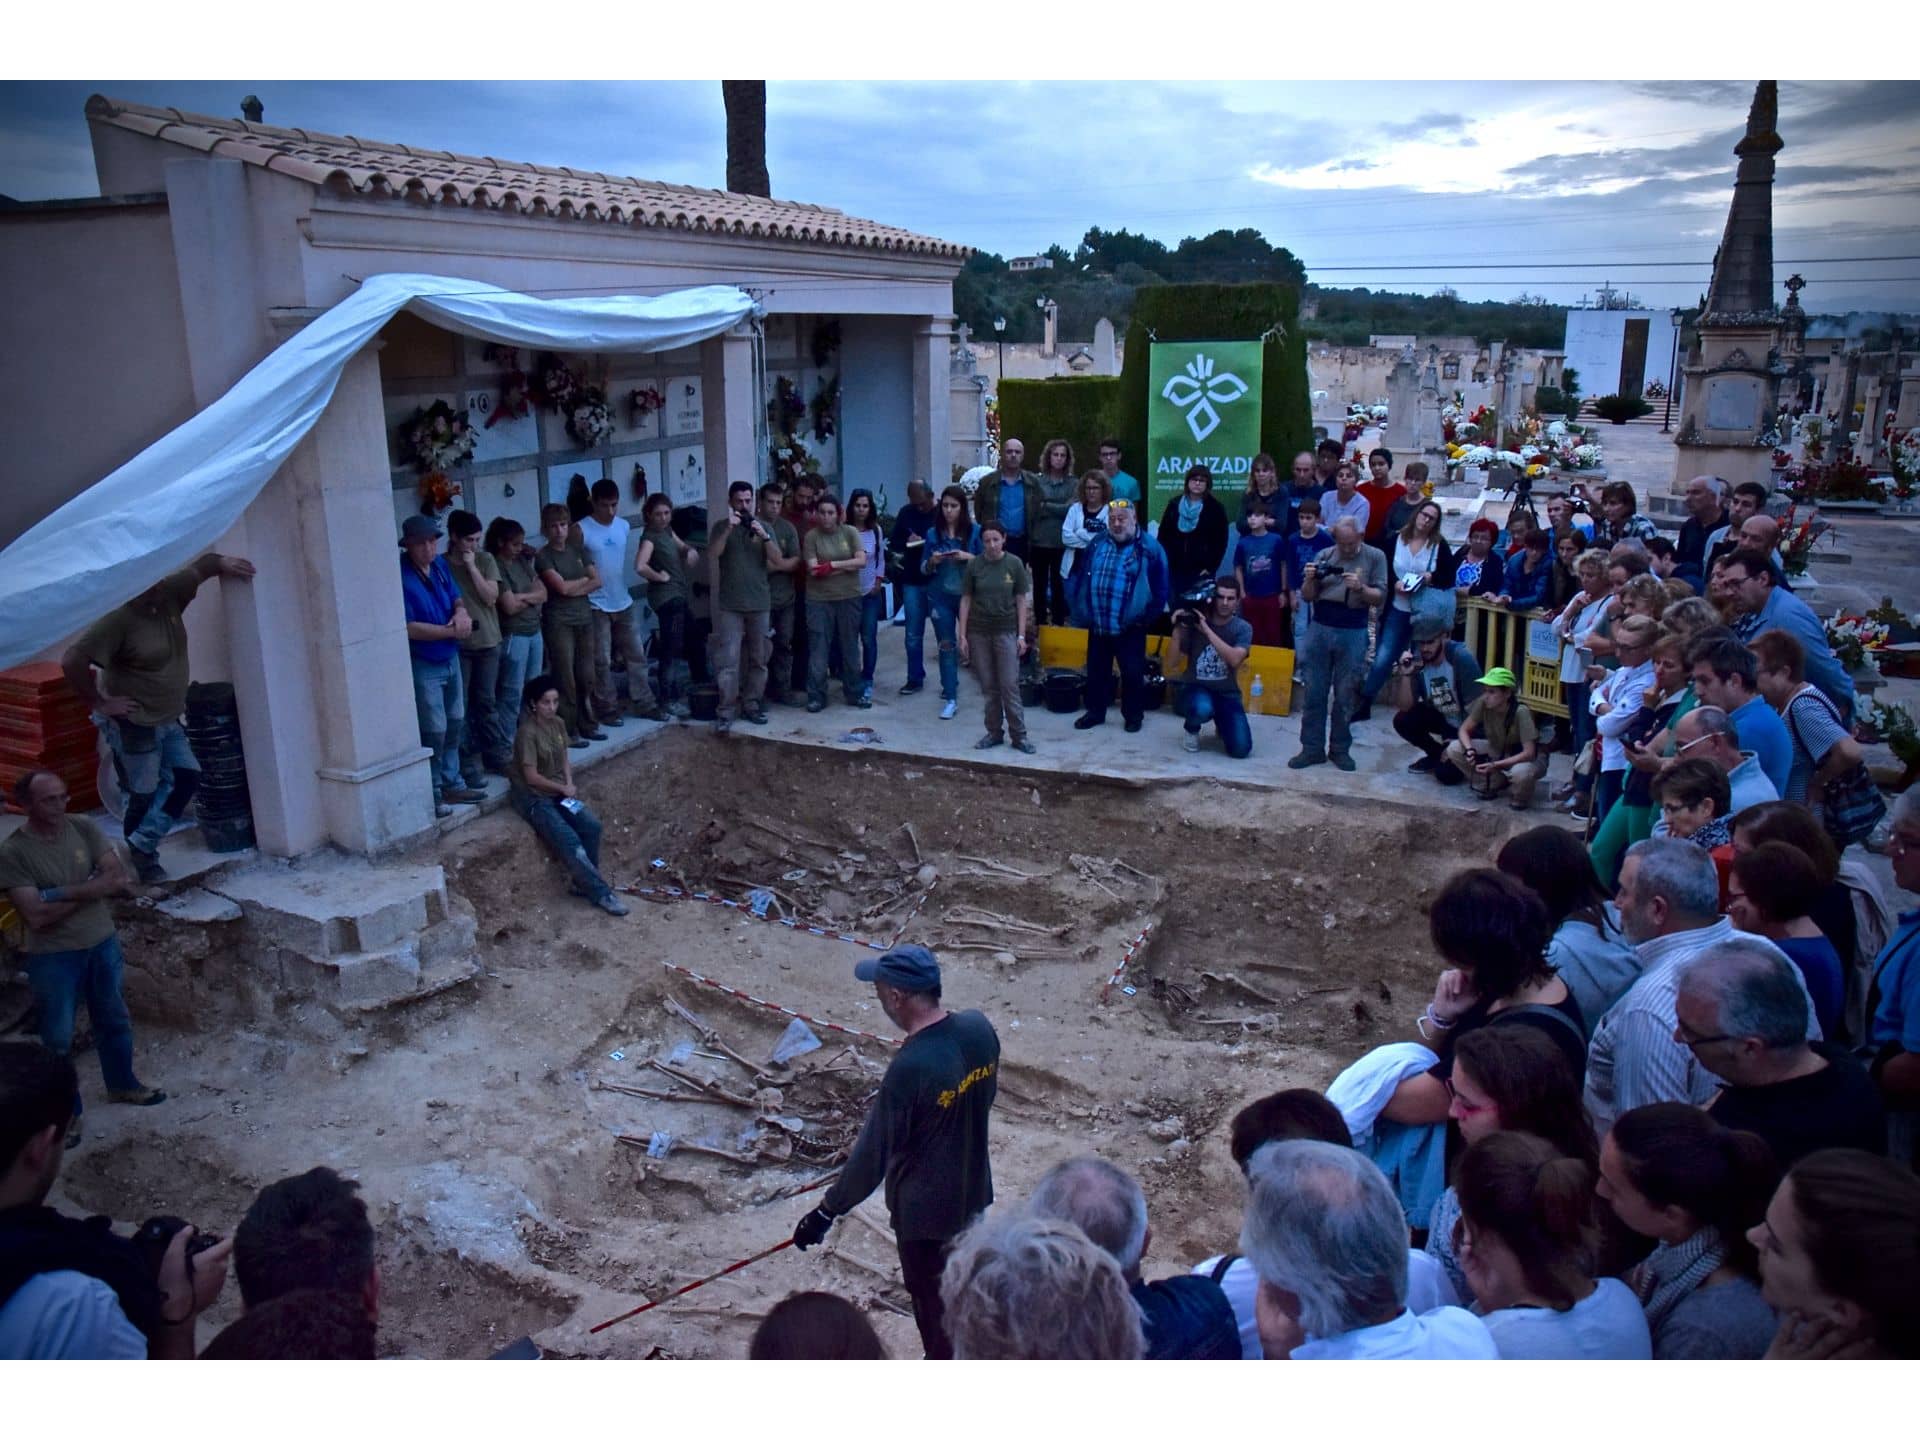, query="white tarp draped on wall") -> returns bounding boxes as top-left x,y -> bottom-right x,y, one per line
0,273 -> 759,670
